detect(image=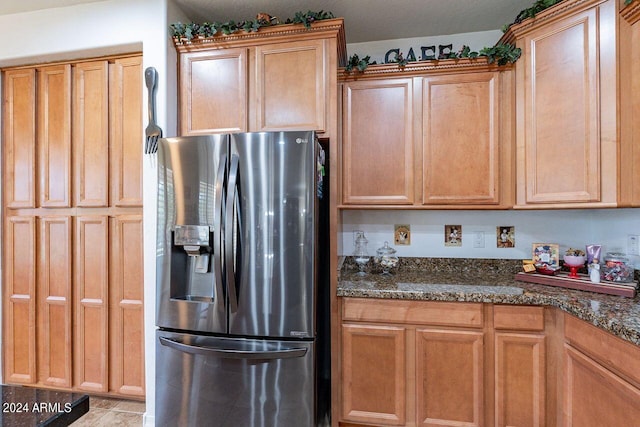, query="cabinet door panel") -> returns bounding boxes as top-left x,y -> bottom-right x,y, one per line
255,39 -> 326,131
110,57 -> 143,207
342,324 -> 406,425
521,9 -> 599,203
3,69 -> 36,208
180,49 -> 248,134
564,345 -> 640,426
73,61 -> 109,207
342,79 -> 414,205
75,216 -> 109,392
110,215 -> 145,396
38,65 -> 71,208
38,216 -> 72,388
3,216 -> 37,384
422,73 -> 499,205
416,328 -> 483,427
495,332 -> 545,427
